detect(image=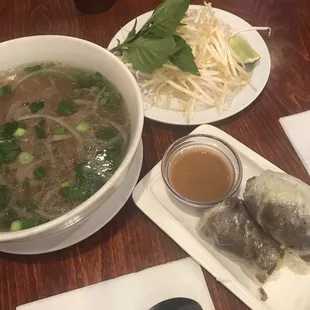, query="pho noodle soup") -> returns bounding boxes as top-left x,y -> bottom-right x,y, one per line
0,62 -> 129,232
